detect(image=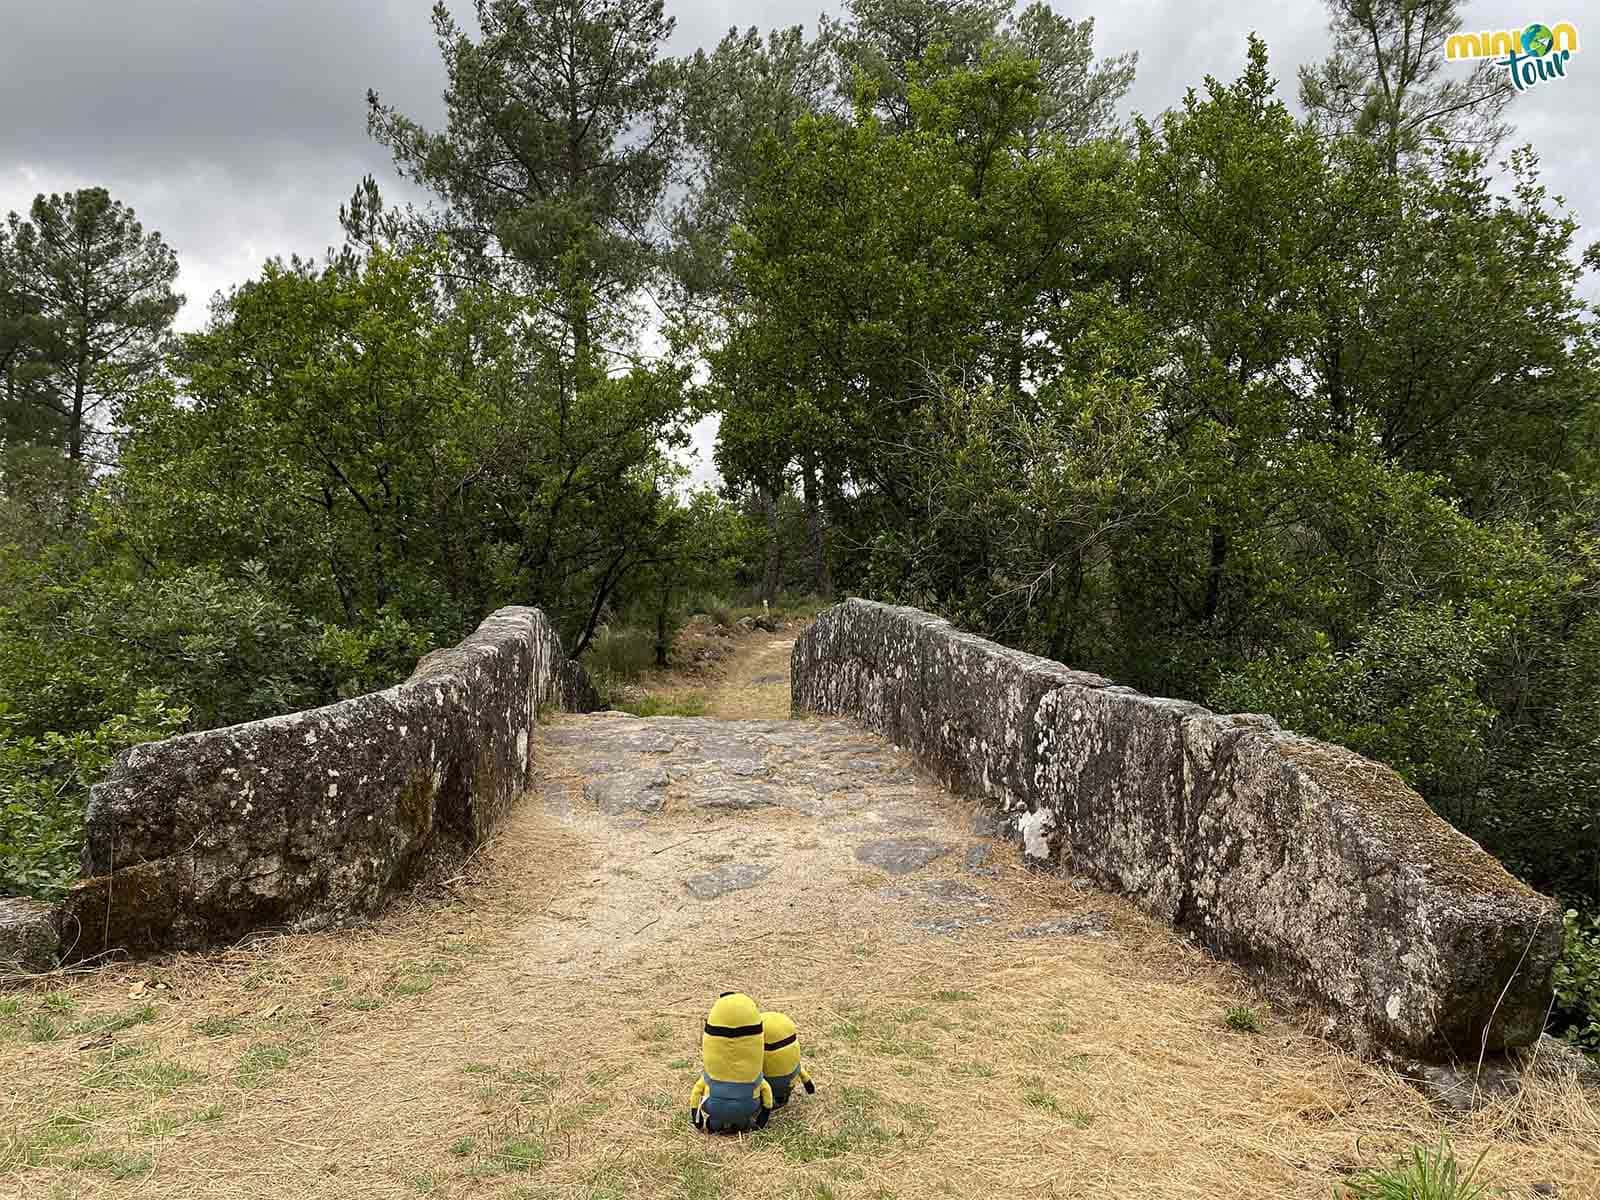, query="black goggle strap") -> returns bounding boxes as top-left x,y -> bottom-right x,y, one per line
763,1032 -> 797,1051
704,1021 -> 764,1038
